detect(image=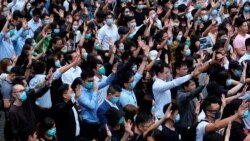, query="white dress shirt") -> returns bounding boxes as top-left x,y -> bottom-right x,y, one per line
61,66 -> 82,85
28,18 -> 42,38
152,75 -> 191,118
94,75 -> 109,106
98,24 -> 120,51
29,74 -> 52,108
